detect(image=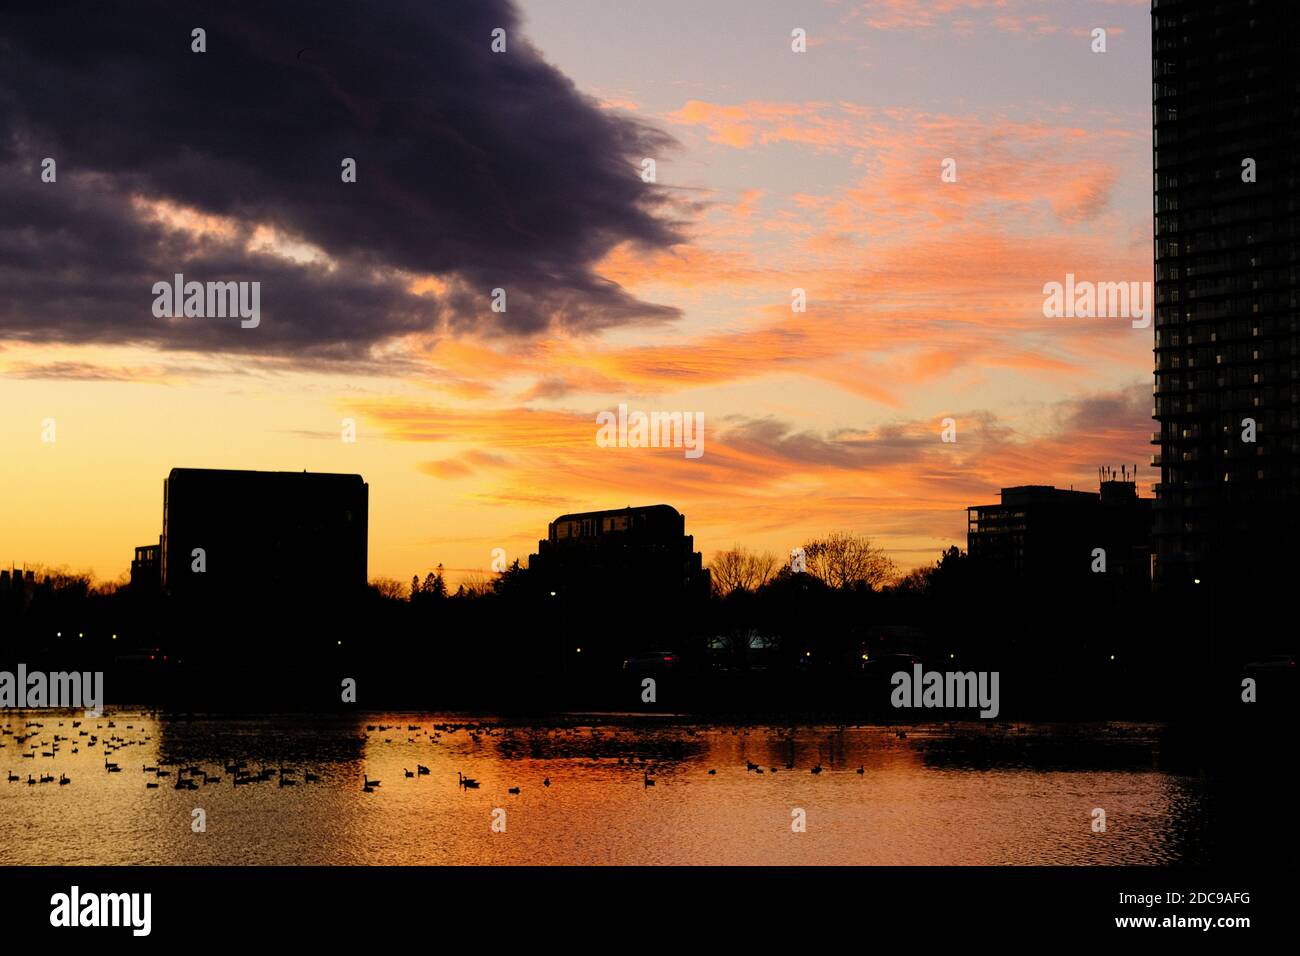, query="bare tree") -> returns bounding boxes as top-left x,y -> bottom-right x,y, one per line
95,576 -> 129,597
801,532 -> 897,590
890,565 -> 931,595
709,549 -> 746,596
454,573 -> 492,599
371,577 -> 408,600
30,565 -> 94,597
746,550 -> 781,590
709,546 -> 781,596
